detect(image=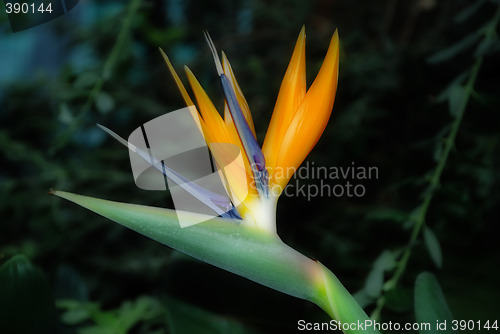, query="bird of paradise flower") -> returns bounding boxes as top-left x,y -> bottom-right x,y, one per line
52,27 -> 380,334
